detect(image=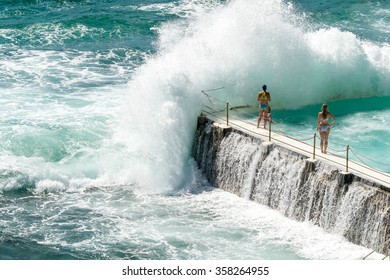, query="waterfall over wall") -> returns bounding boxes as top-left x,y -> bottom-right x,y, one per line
192,117 -> 390,255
